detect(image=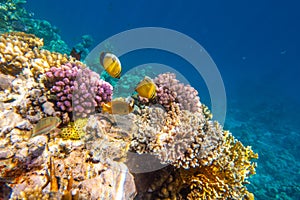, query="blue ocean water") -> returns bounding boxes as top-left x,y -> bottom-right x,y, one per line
23,0 -> 300,199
